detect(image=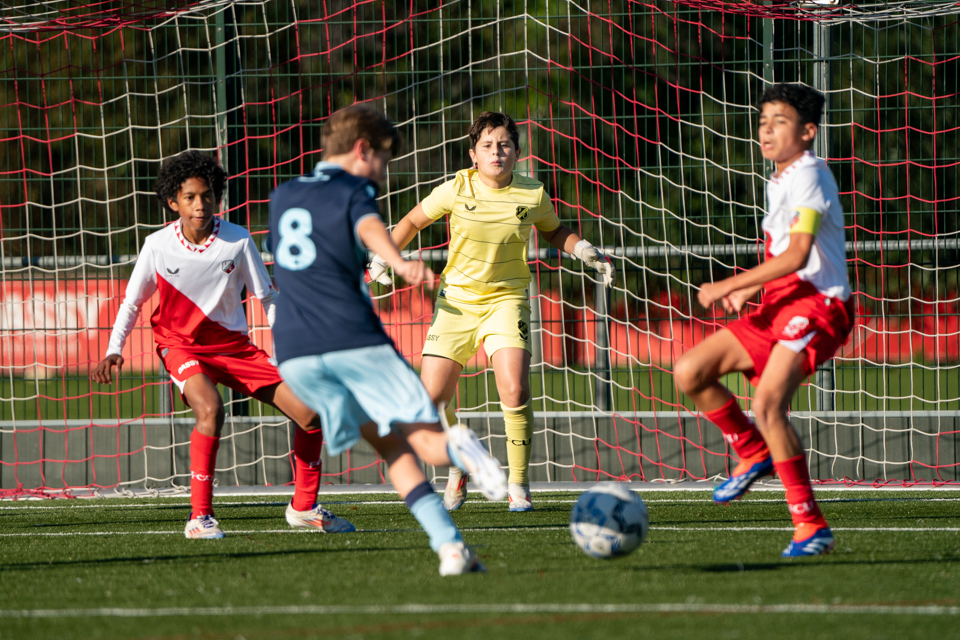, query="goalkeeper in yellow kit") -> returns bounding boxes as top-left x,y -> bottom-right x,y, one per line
368,112 -> 615,511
